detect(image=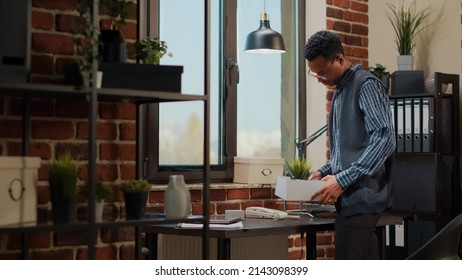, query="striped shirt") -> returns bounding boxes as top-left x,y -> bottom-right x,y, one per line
319,64 -> 396,190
